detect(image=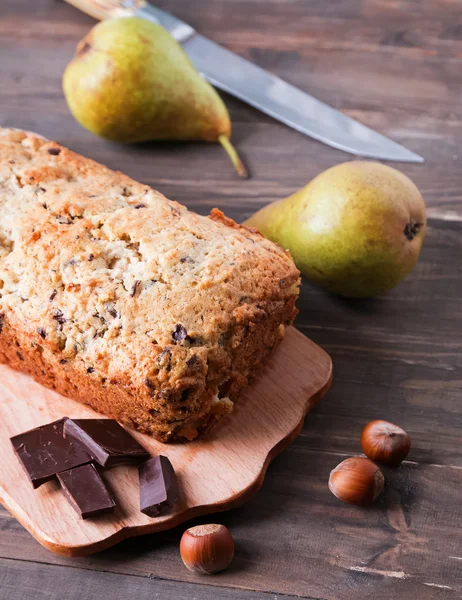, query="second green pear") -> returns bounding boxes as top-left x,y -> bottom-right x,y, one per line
246,161 -> 426,298
63,17 -> 246,176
